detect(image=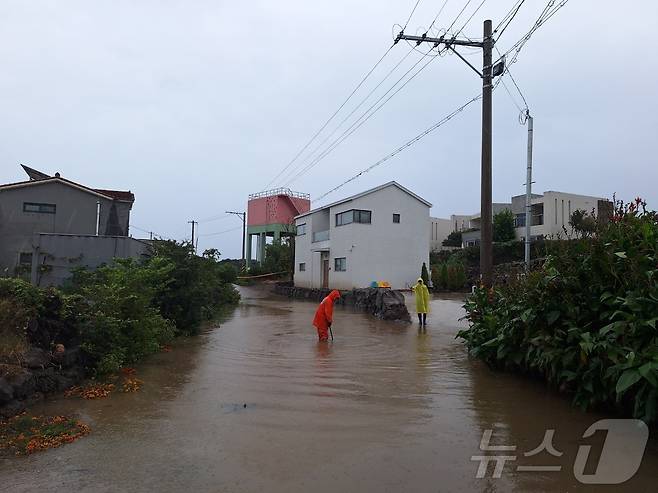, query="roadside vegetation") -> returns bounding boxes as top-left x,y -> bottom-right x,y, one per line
246,239 -> 294,278
432,210 -> 542,291
0,240 -> 240,376
458,198 -> 658,422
